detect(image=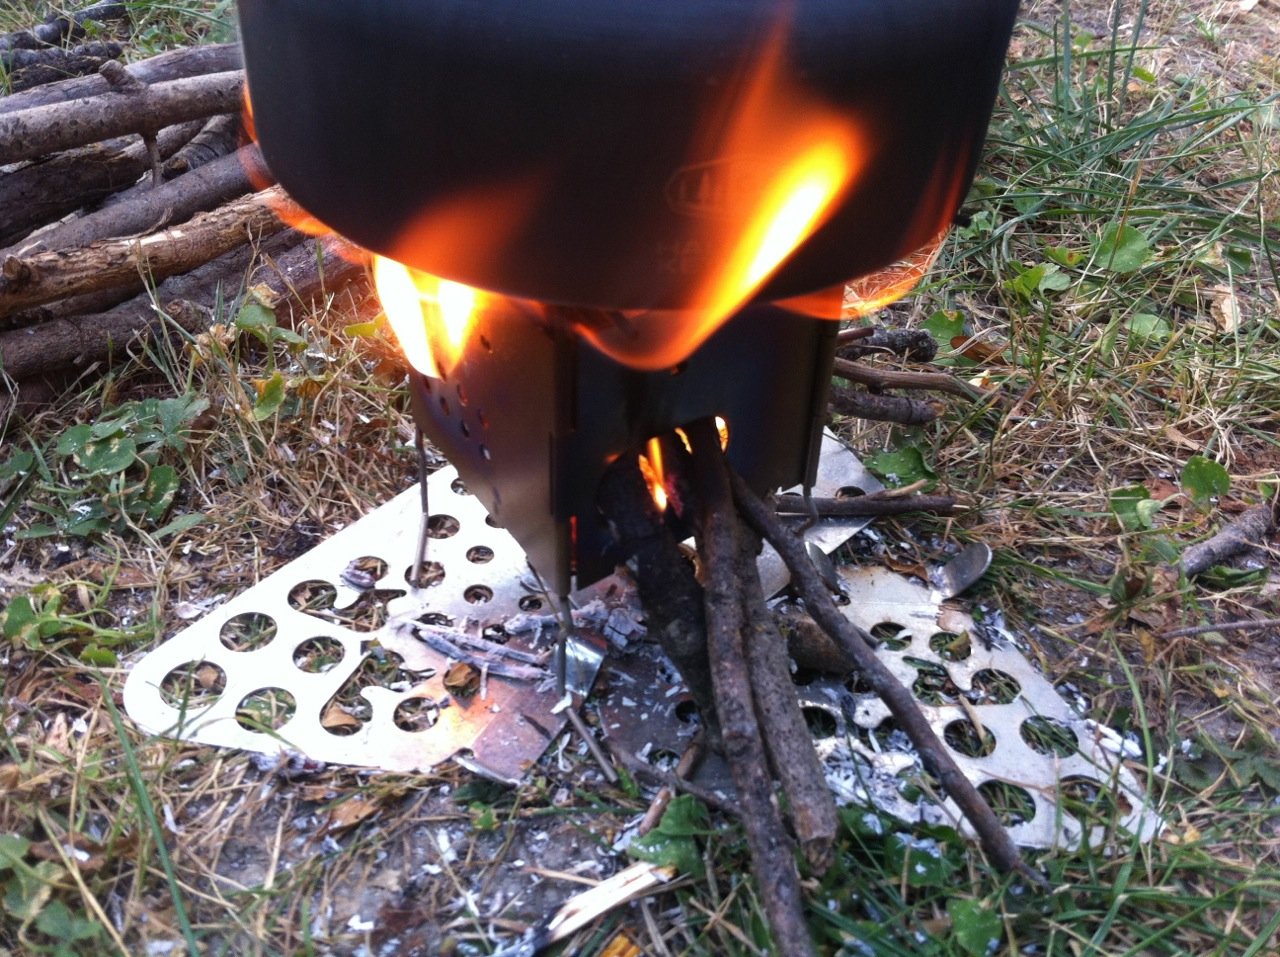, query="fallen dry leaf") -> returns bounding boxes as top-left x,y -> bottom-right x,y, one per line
320,702 -> 363,732
1208,284 -> 1243,332
443,661 -> 481,697
950,334 -> 1009,365
322,794 -> 381,834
